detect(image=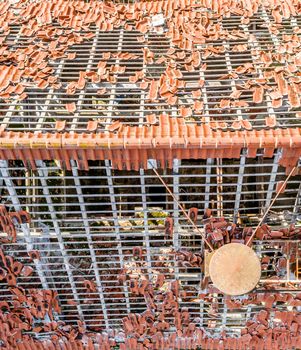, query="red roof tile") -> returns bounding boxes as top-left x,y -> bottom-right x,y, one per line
0,116 -> 299,172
